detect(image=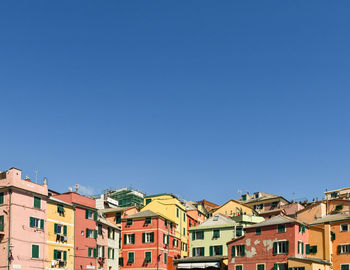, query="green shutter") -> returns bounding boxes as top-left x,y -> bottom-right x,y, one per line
63,251 -> 67,261
192,232 -> 195,240
112,248 -> 115,259
86,229 -> 89,238
219,245 -> 223,255
54,249 -> 58,260
63,225 -> 67,236
115,213 -> 121,224
306,244 -> 310,254
124,235 -> 127,244
151,232 -> 154,242
241,245 -> 245,256
30,217 -> 35,228
286,241 -> 289,253
94,212 -> 97,221
94,230 -> 97,239
209,246 -> 213,256
274,264 -> 277,270
302,242 -> 304,254
0,192 -> 4,204
232,246 -> 235,257
164,253 -> 167,264
32,245 -> 39,258
40,219 -> 44,229
94,248 -> 97,258
192,248 -> 195,256
142,233 -> 145,243
85,210 -> 89,219
273,242 -> 277,255
132,234 -> 135,244
34,197 -> 41,209
54,224 -> 58,234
